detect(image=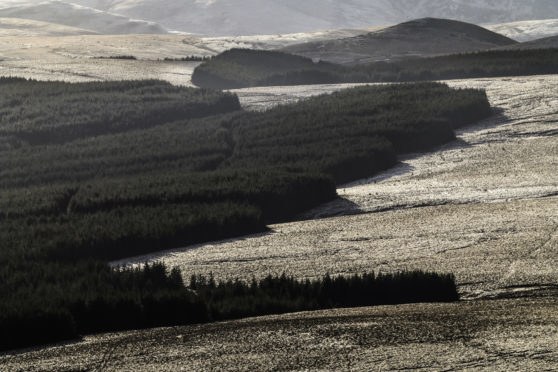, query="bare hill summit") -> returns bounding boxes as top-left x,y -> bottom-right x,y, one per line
282,18 -> 518,64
